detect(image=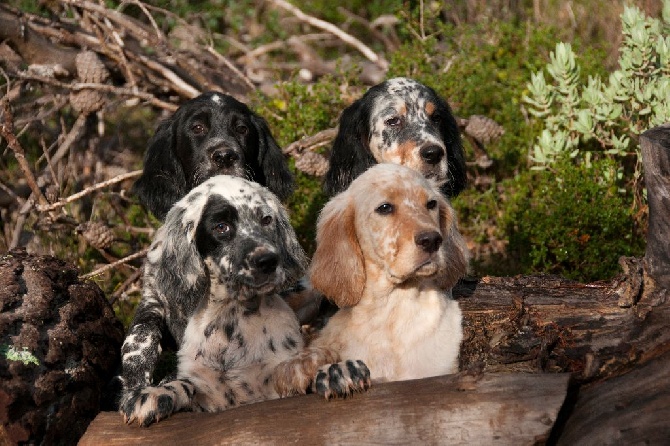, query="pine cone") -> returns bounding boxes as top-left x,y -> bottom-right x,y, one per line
69,51 -> 109,115
44,185 -> 60,204
464,115 -> 505,144
294,151 -> 329,177
76,221 -> 115,250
